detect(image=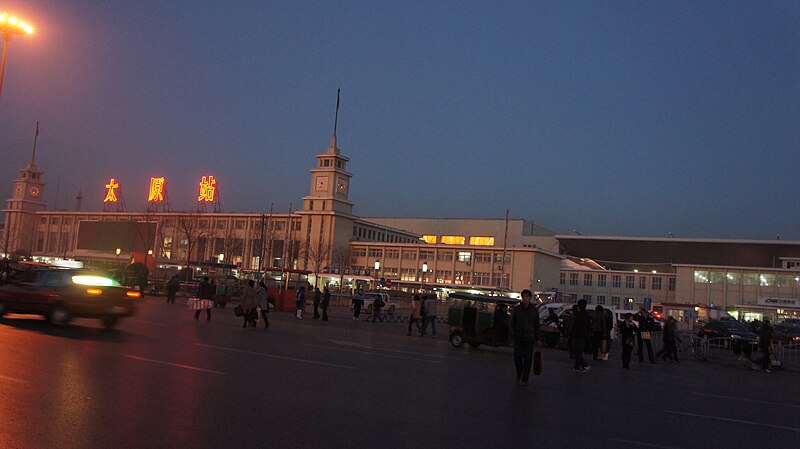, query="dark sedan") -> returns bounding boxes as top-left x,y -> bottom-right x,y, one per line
0,268 -> 139,329
697,319 -> 758,341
